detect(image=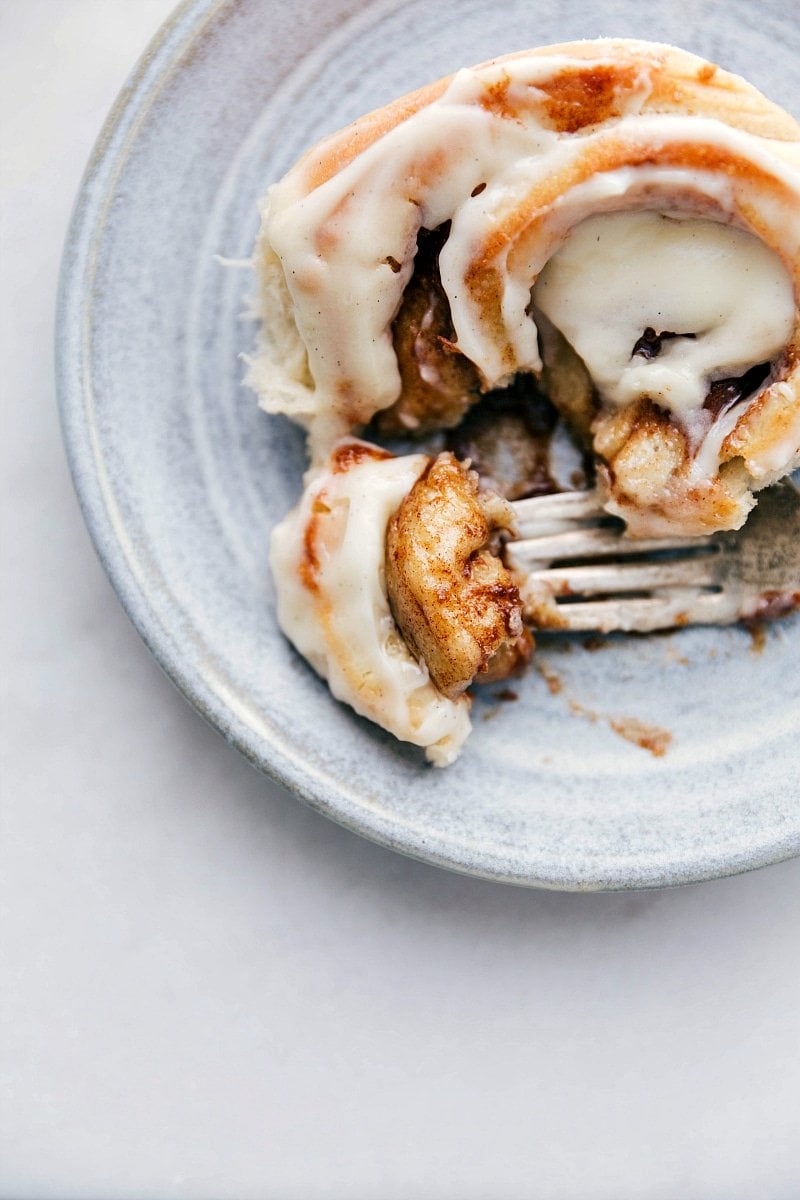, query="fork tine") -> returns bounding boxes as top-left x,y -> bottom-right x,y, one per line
509,479 -> 800,634
511,490 -> 605,536
506,527 -> 711,570
524,589 -> 742,633
526,555 -> 721,595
